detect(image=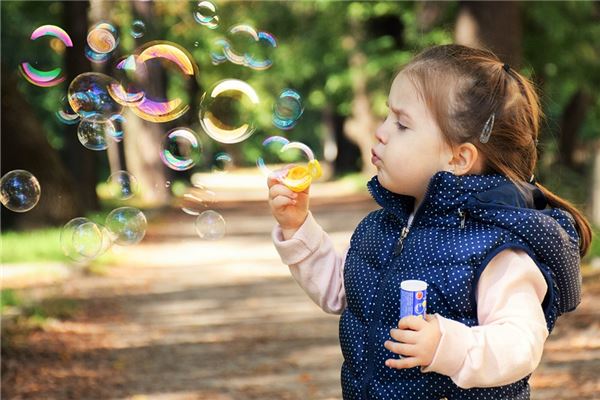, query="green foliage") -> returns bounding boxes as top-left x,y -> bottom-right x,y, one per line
1,227 -> 65,263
